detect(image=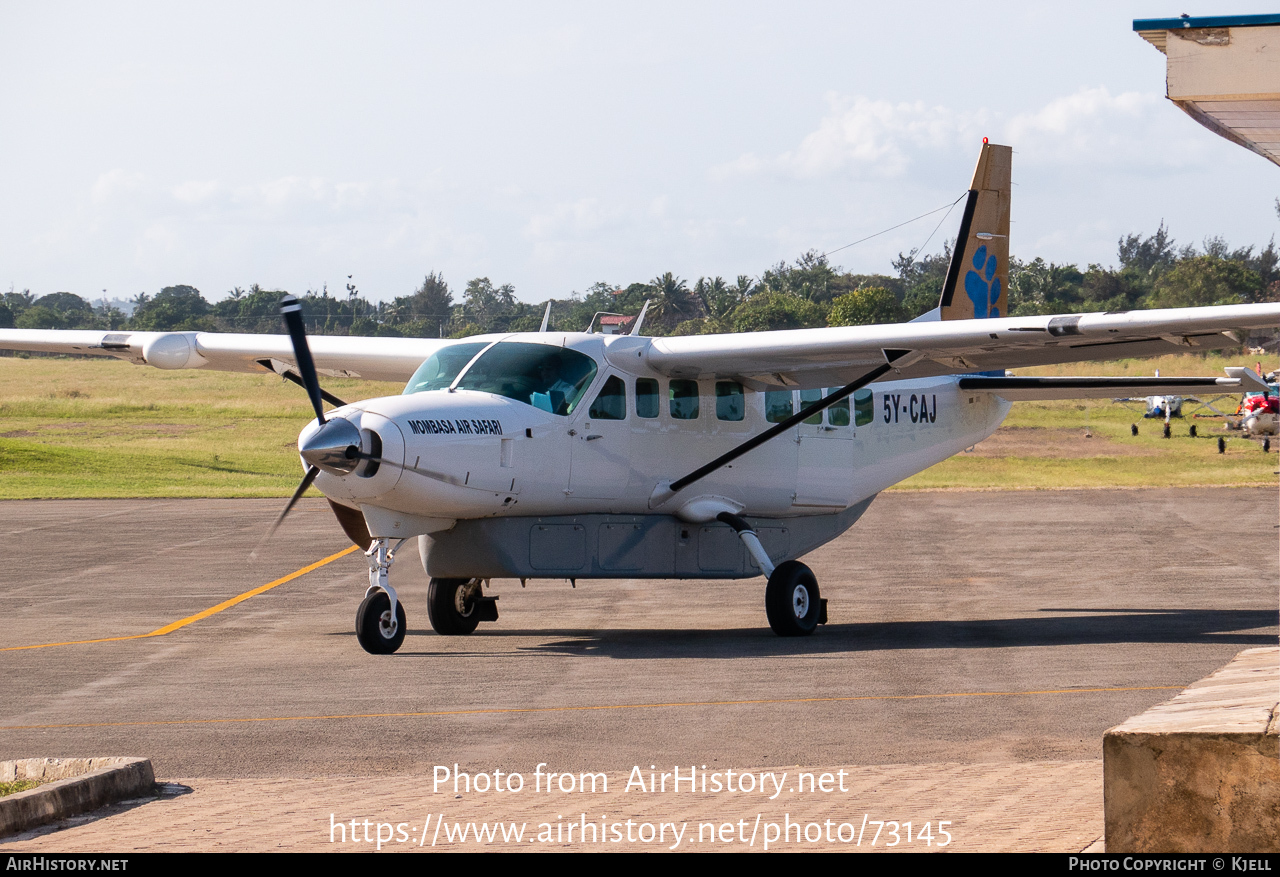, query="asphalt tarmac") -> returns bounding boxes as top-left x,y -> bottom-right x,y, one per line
1,489 -> 1276,850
